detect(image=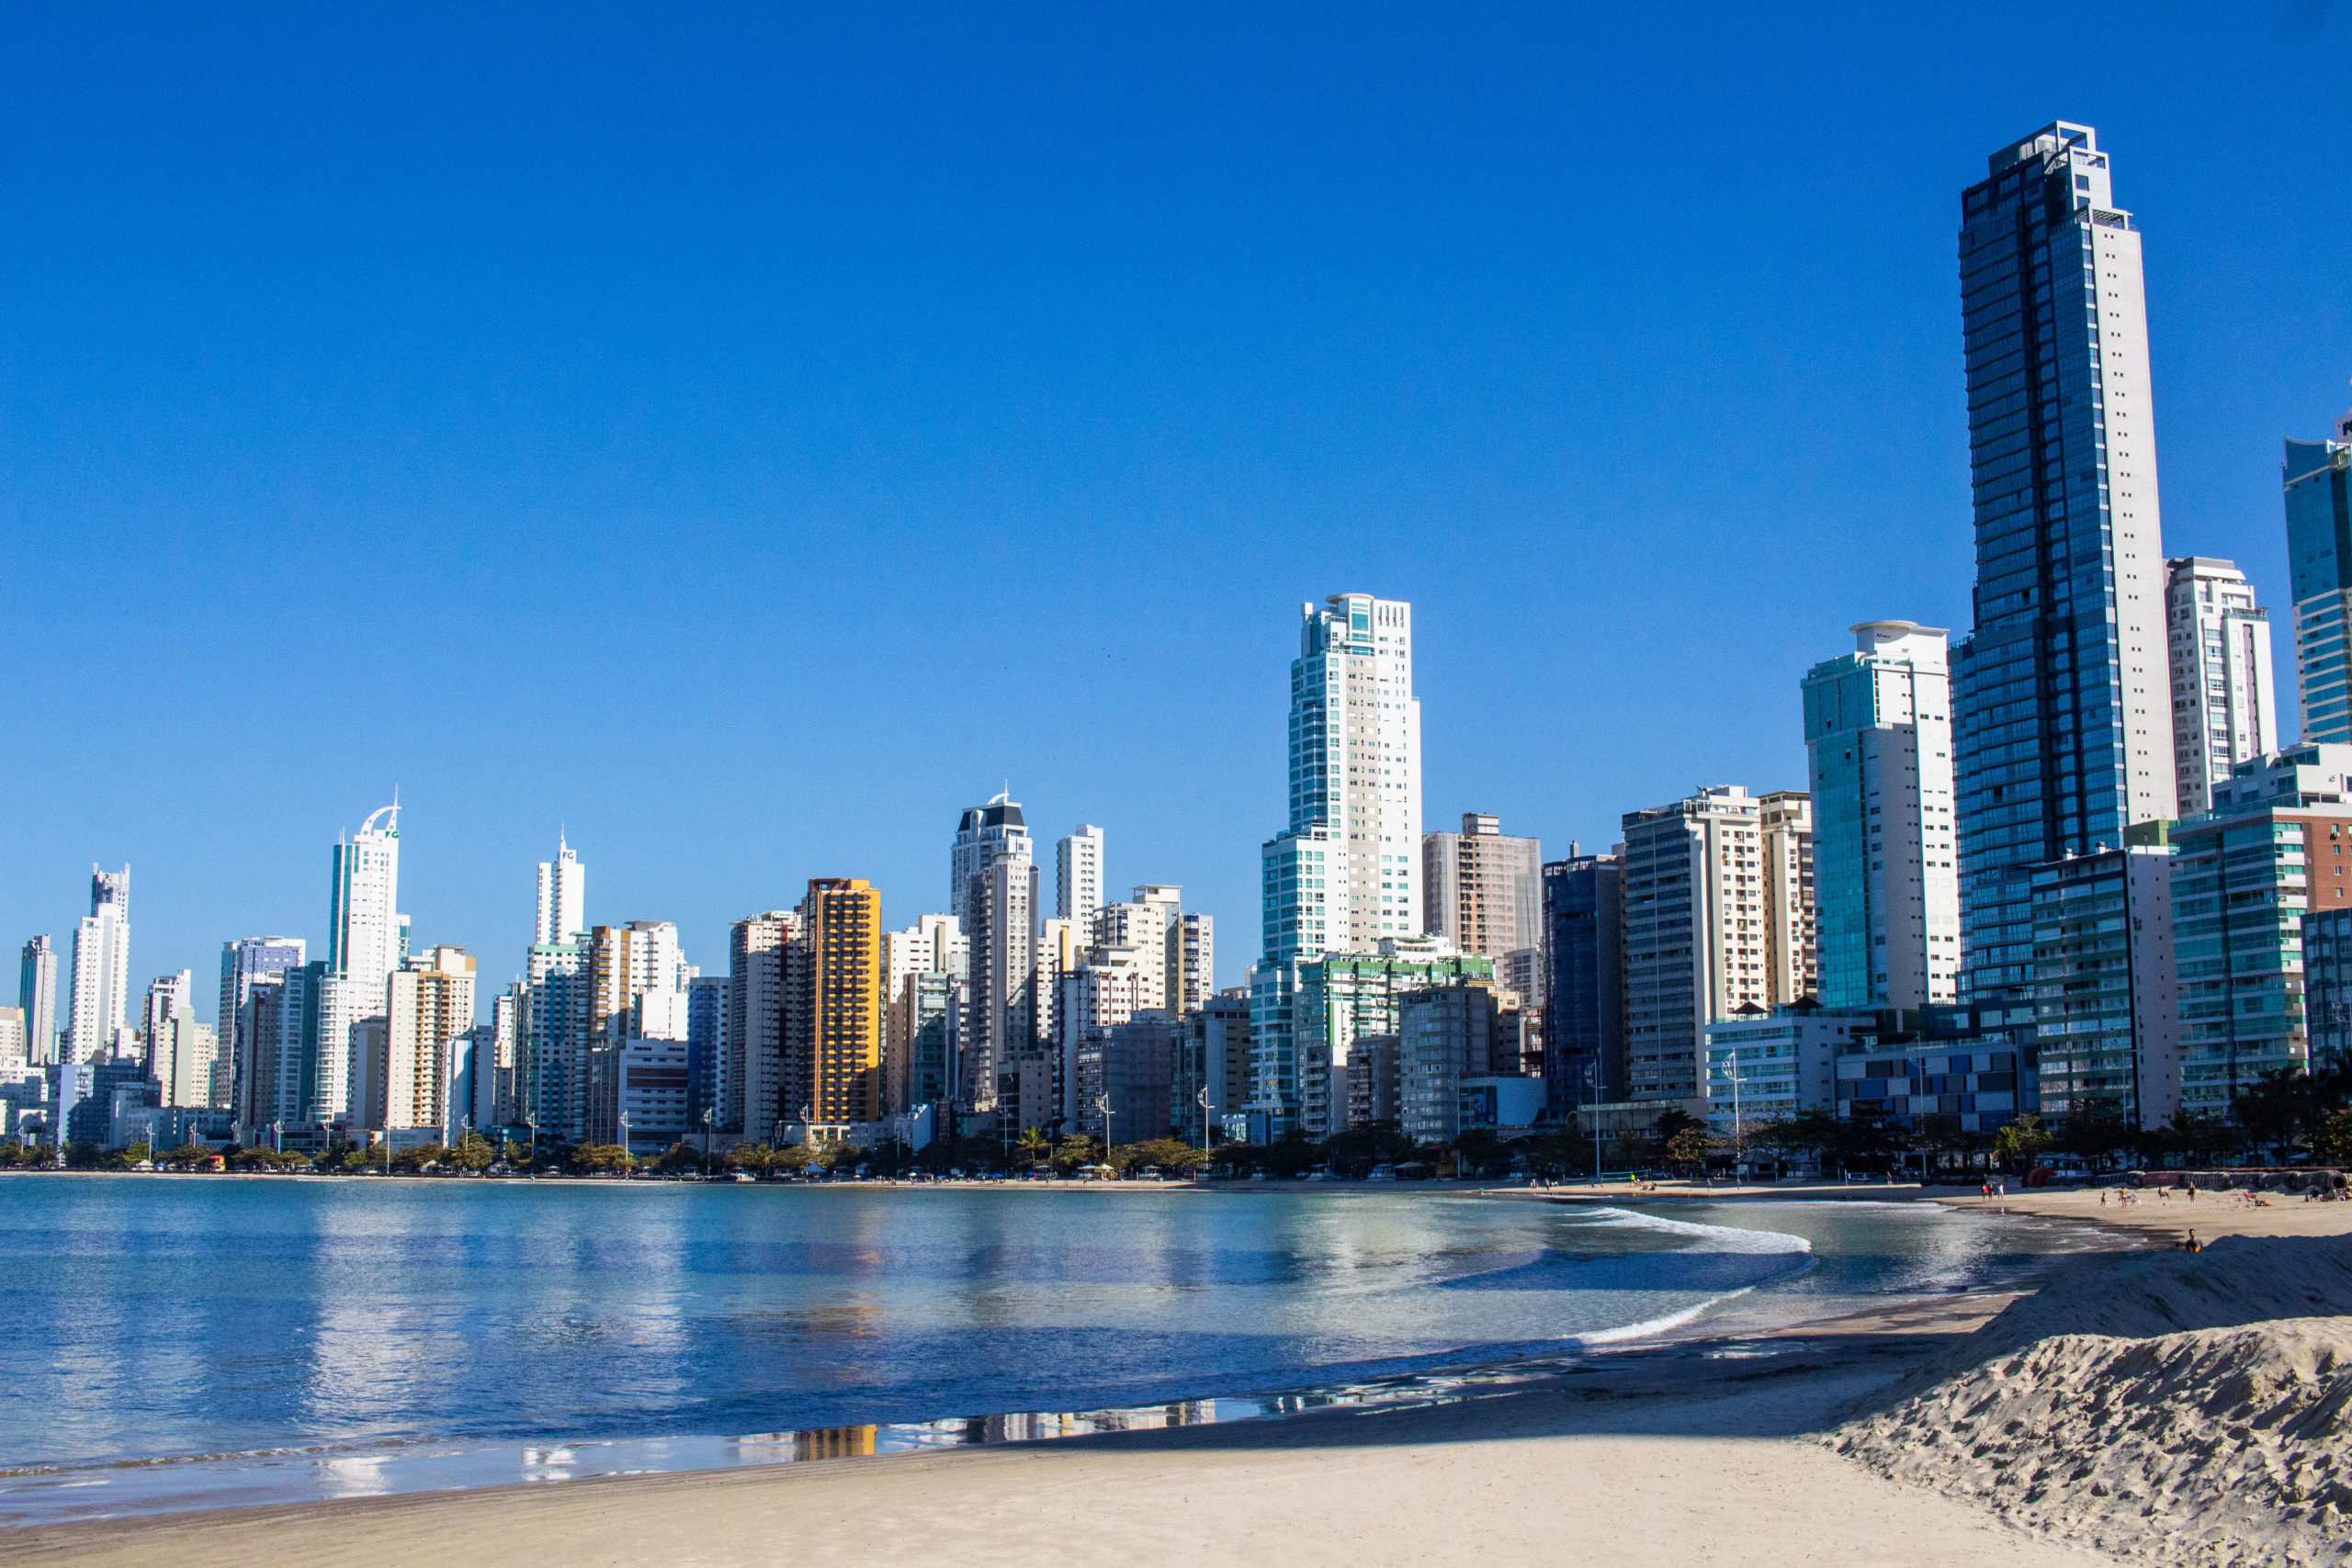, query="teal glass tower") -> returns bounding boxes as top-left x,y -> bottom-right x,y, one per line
2286,410 -> 2352,743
